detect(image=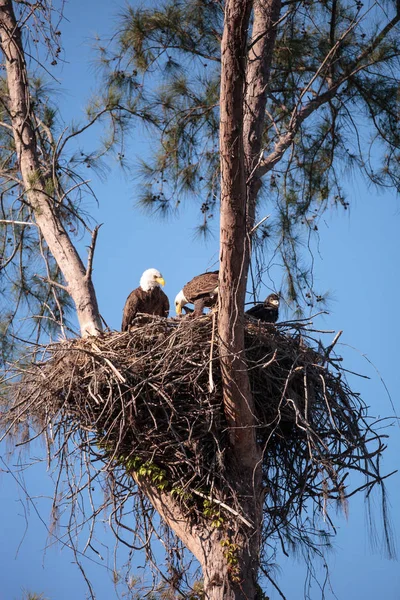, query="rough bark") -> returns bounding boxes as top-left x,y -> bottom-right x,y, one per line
0,0 -> 102,337
218,0 -> 263,597
135,475 -> 258,600
243,0 -> 282,227
219,0 -> 255,465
